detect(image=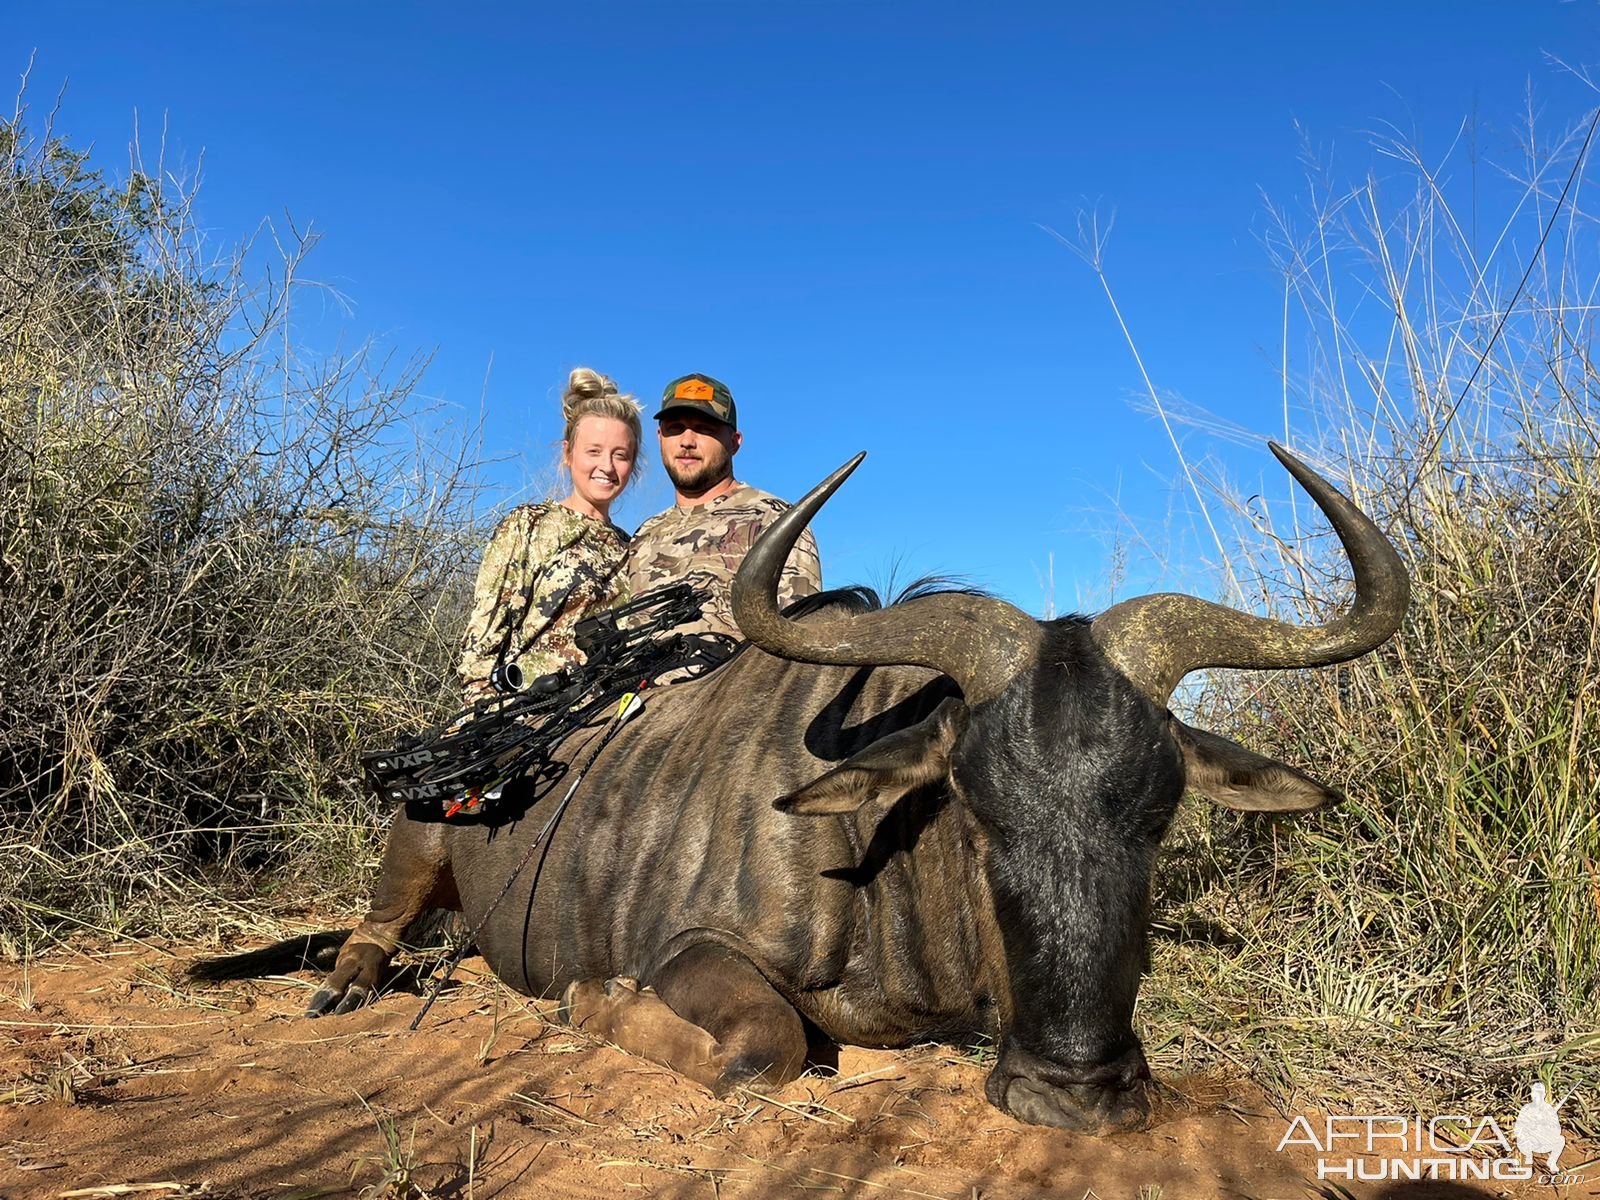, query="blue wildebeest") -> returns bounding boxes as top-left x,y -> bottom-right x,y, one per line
192,444 -> 1407,1132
